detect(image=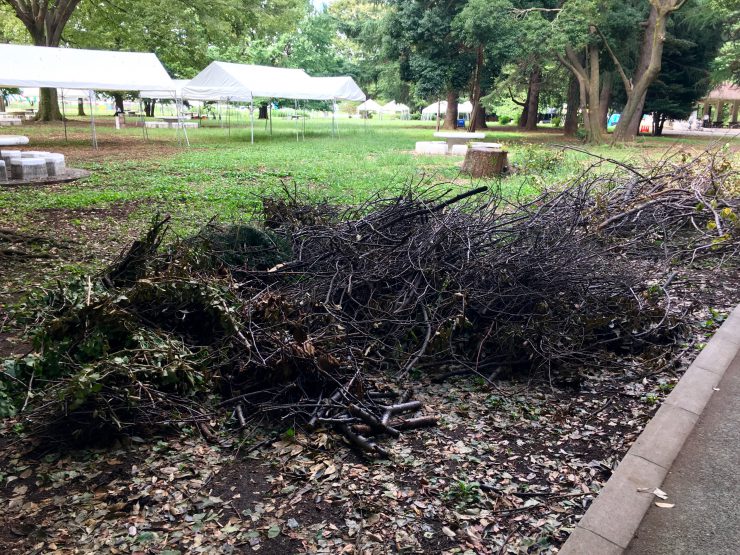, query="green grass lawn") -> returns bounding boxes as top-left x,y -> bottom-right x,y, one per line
1,116 -> 735,238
